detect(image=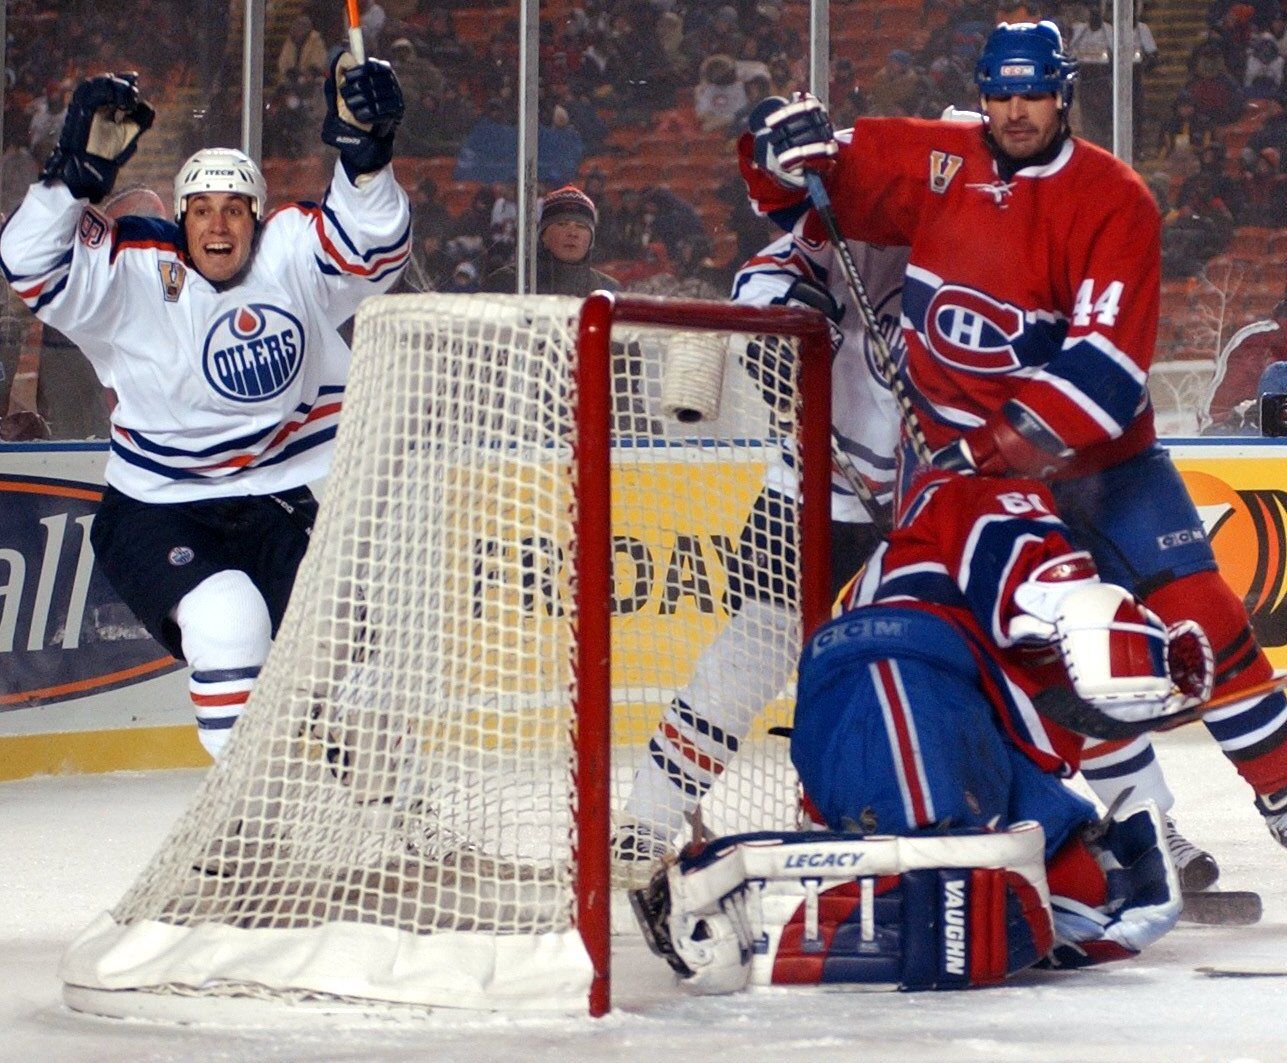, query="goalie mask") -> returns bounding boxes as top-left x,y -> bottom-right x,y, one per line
174,148 -> 267,222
